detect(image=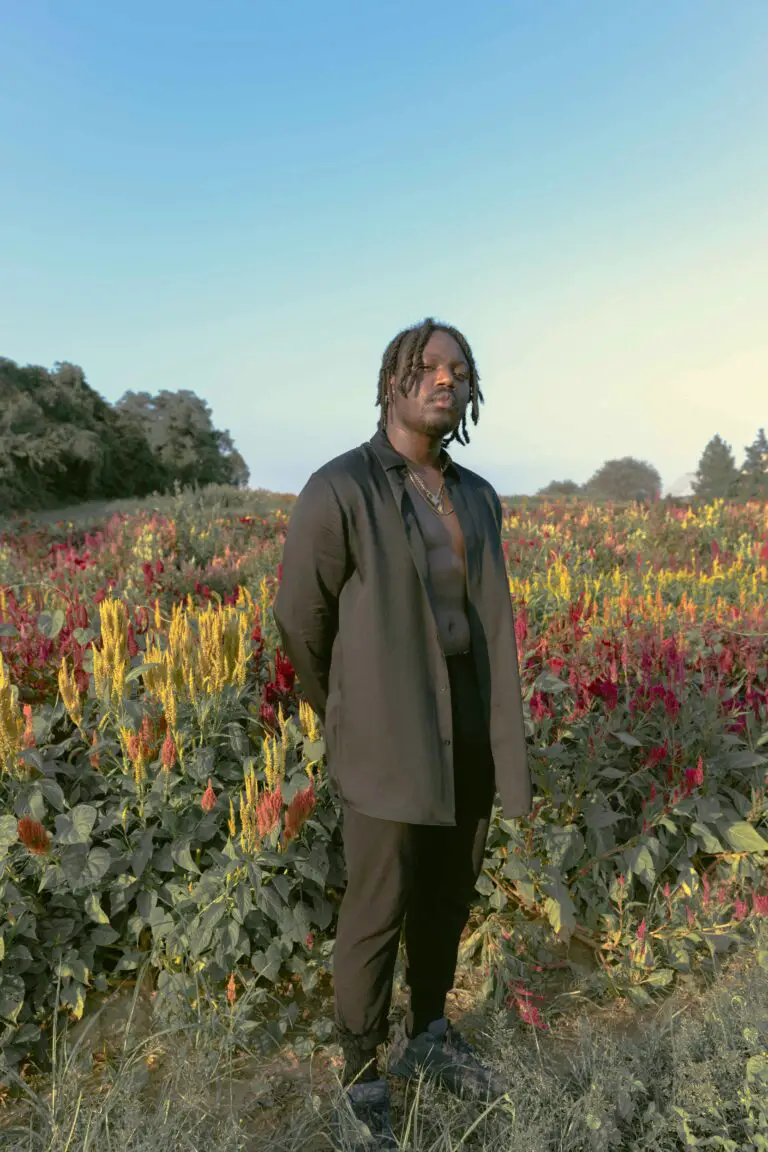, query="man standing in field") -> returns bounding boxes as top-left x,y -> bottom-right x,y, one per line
273,318 -> 531,1148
